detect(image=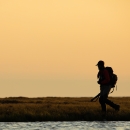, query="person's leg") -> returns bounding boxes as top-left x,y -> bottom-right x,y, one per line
99,95 -> 107,119
105,98 -> 120,111
99,85 -> 110,112
99,95 -> 107,112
